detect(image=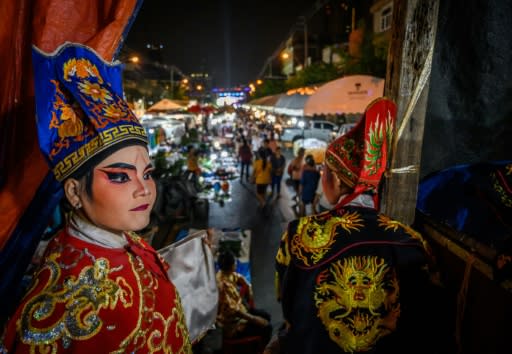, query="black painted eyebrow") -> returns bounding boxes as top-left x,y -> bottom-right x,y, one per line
102,163 -> 136,170
144,163 -> 154,171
